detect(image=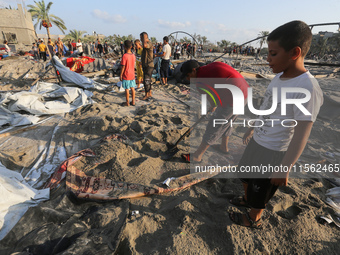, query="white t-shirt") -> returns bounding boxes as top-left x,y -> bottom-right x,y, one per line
175,45 -> 181,54
162,43 -> 171,60
5,44 -> 10,53
76,42 -> 83,53
253,71 -> 323,151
